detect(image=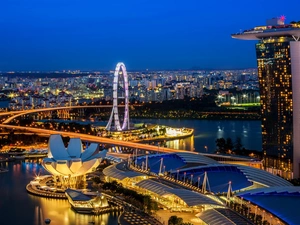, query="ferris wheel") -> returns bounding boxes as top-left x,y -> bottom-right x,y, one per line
106,62 -> 130,131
